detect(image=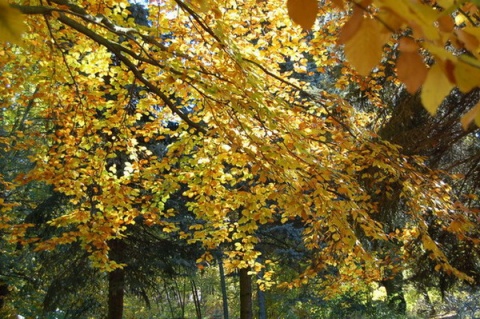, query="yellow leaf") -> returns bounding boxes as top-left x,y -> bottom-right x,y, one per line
455,27 -> 480,57
287,0 -> 318,30
396,49 -> 427,94
212,7 -> 222,19
454,59 -> 480,93
331,0 -> 345,10
437,14 -> 454,33
191,0 -> 211,12
379,0 -> 440,41
421,63 -> 454,115
342,18 -> 391,76
435,0 -> 454,8
398,37 -> 419,53
377,8 -> 404,32
338,7 -> 363,44
0,0 -> 26,45
460,102 -> 480,129
337,186 -> 350,196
